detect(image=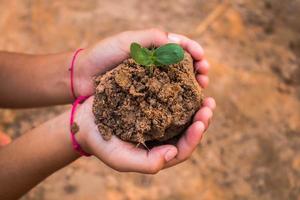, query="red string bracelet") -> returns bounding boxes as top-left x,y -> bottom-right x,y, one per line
70,95 -> 91,157
69,48 -> 84,100
69,49 -> 91,157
